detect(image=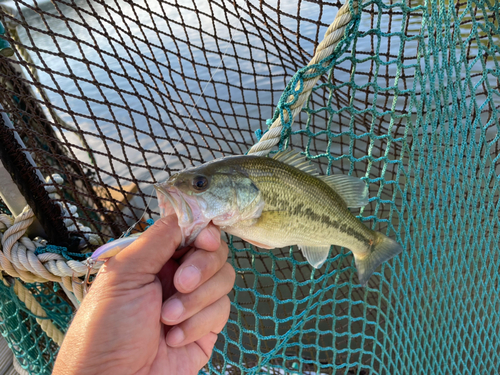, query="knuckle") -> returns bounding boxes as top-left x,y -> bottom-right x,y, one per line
186,250 -> 216,274
219,241 -> 229,257
179,293 -> 196,310
147,216 -> 180,240
210,246 -> 229,270
179,247 -> 196,262
222,263 -> 236,284
214,296 -> 231,332
201,251 -> 220,272
155,216 -> 176,231
215,264 -> 235,295
220,295 -> 231,311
